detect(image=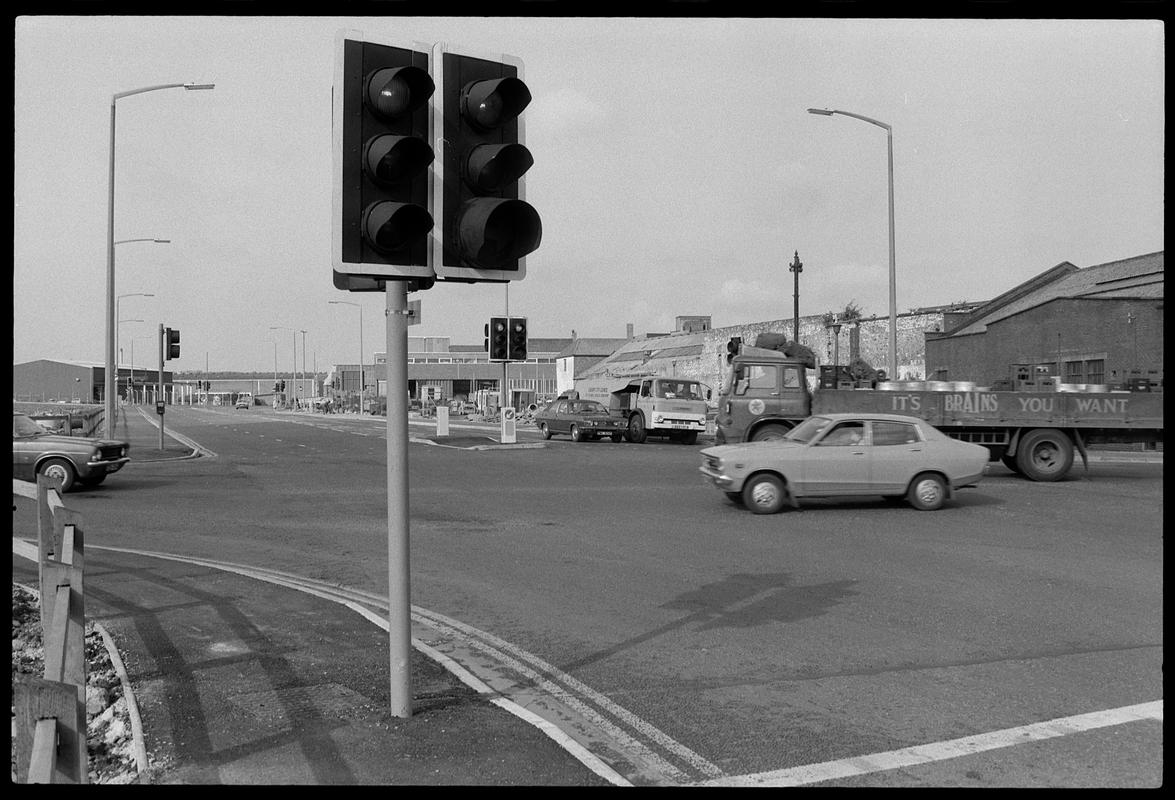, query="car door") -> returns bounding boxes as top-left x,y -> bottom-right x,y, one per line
799,420 -> 871,495
866,420 -> 927,494
552,400 -> 572,435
